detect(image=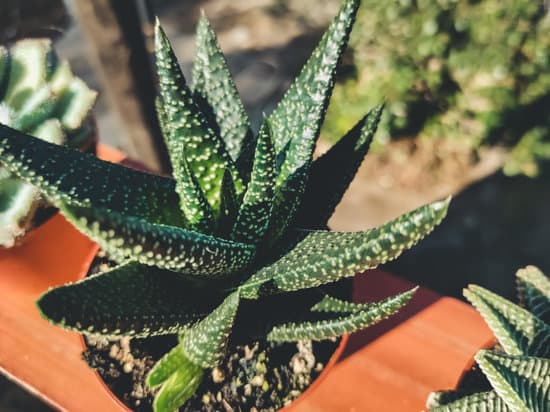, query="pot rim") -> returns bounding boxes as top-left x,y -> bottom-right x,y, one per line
77,250 -> 349,412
